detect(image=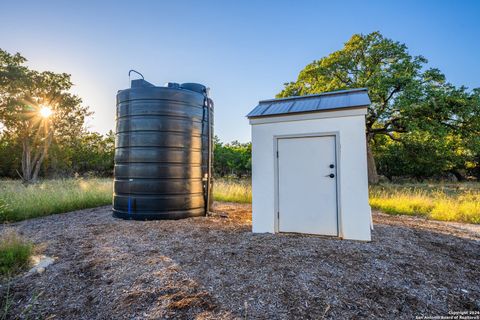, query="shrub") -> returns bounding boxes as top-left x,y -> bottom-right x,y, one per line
0,230 -> 33,277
